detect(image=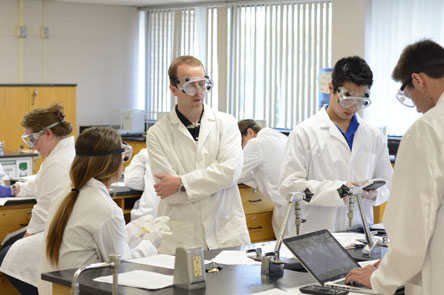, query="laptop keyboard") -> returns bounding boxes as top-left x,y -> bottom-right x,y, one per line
336,279 -> 366,288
